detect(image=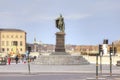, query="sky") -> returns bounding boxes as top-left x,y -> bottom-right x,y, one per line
0,0 -> 120,45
